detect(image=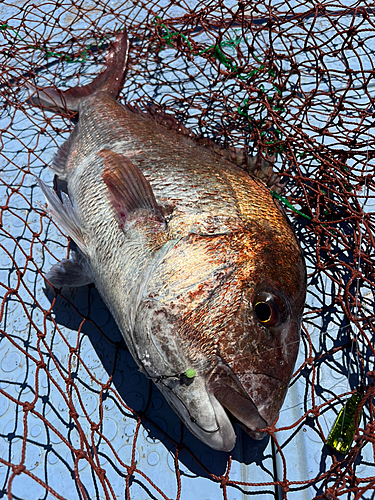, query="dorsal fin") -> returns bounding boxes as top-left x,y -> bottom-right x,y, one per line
98,149 -> 165,229
124,103 -> 194,138
124,104 -> 283,192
